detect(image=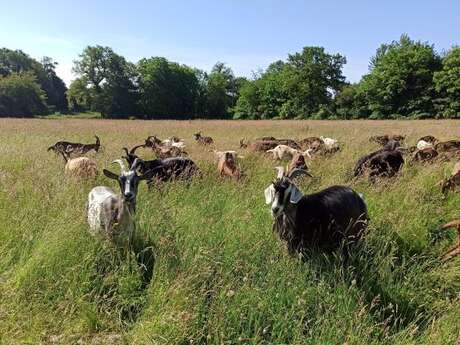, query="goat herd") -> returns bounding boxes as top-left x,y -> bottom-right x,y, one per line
47,131 -> 460,262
